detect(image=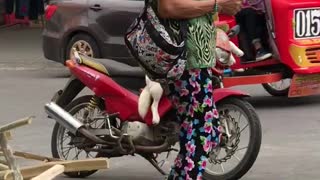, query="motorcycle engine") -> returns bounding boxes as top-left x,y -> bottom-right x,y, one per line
126,121 -> 164,146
